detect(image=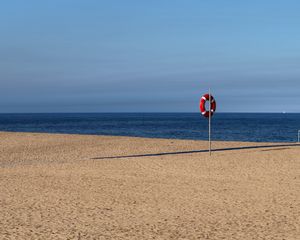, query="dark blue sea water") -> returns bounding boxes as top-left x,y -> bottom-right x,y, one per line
0,113 -> 299,142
